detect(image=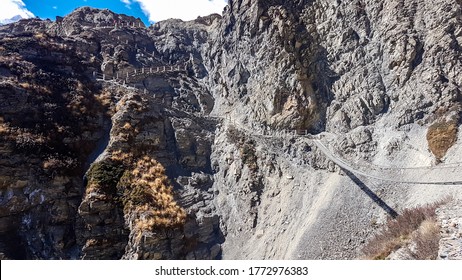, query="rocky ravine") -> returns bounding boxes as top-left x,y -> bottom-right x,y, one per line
1,0 -> 462,260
